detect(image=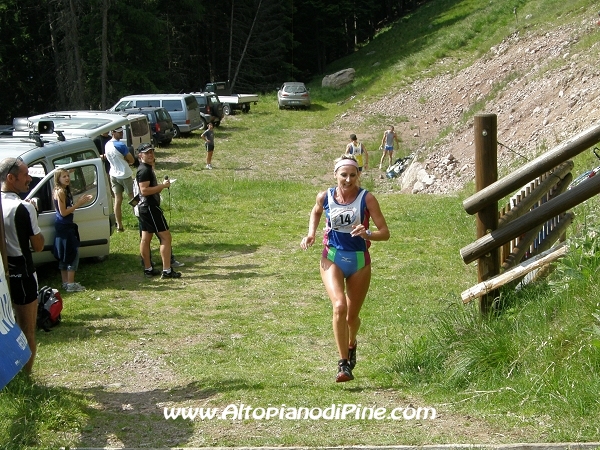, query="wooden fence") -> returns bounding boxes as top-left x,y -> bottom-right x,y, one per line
459,114 -> 600,313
